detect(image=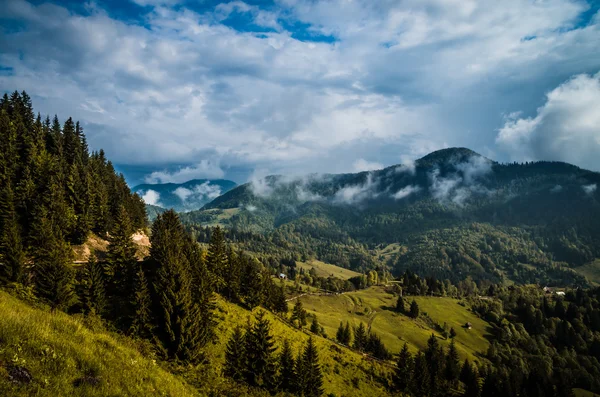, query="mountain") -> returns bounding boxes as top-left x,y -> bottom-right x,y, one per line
182,148 -> 600,286
133,179 -> 237,212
